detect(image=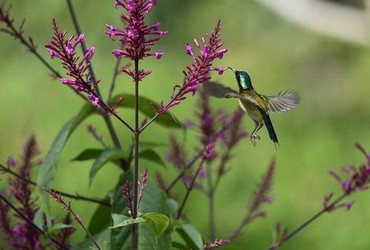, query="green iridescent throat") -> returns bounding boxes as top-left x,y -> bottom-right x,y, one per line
239,75 -> 252,90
